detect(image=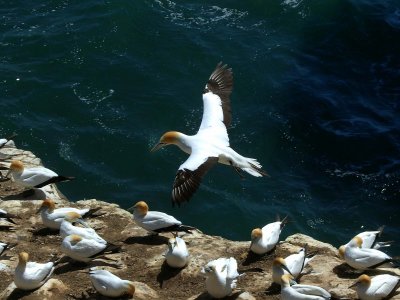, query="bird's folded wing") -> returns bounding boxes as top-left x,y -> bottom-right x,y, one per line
199,62 -> 233,133
172,153 -> 218,205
